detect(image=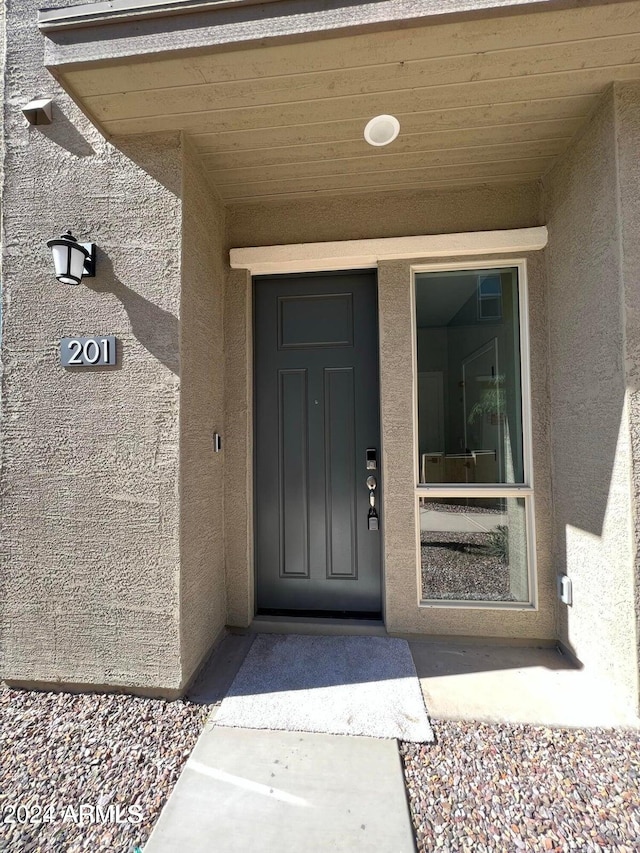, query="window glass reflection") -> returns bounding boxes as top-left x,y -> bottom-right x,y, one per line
419,497 -> 529,602
415,268 -> 523,484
